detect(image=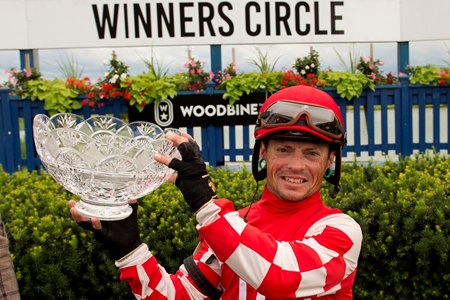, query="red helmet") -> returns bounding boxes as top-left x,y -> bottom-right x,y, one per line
252,85 -> 346,198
